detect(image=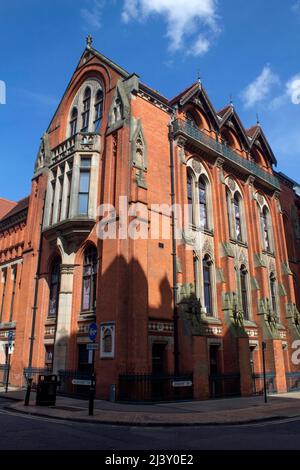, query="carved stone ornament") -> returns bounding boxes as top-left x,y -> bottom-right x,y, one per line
191,159 -> 202,174
227,177 -> 236,192
256,193 -> 264,207
34,132 -> 51,174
